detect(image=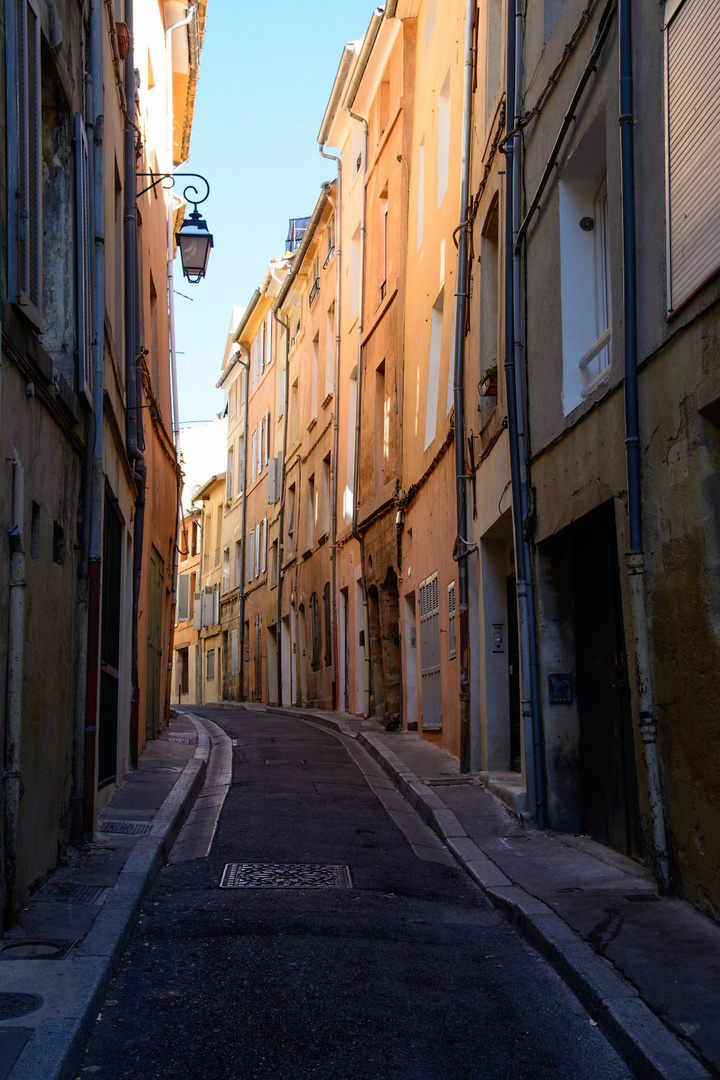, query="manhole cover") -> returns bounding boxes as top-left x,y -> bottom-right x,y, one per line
625,893 -> 660,903
1,937 -> 76,960
40,883 -> 104,904
0,992 -> 43,1019
220,863 -> 352,889
97,821 -> 153,836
